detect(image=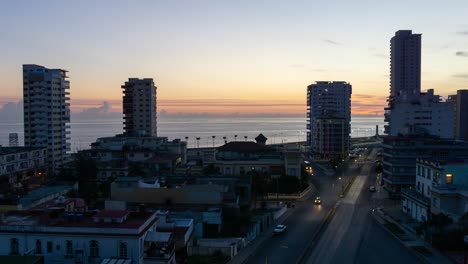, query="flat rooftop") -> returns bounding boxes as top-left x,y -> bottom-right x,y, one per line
0,147 -> 45,155
0,210 -> 157,233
